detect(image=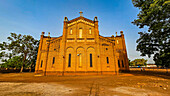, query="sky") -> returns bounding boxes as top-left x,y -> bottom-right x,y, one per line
0,0 -> 154,63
